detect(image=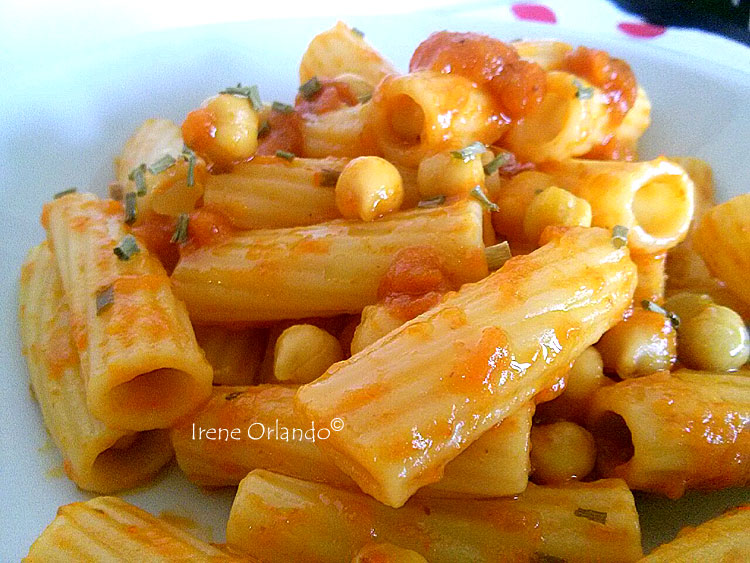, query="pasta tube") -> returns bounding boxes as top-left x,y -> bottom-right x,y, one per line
19,243 -> 172,493
639,506 -> 750,562
296,226 -> 637,507
114,118 -> 183,187
226,470 -> 643,563
538,157 -> 695,253
588,370 -> 750,498
25,496 -> 247,562
172,200 -> 487,324
299,21 -> 397,87
693,193 -> 750,309
352,543 -> 427,563
192,326 -> 266,386
171,385 -> 532,498
370,70 -> 507,167
502,71 -> 609,163
204,156 -> 347,229
301,103 -> 379,158
42,193 -> 213,430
